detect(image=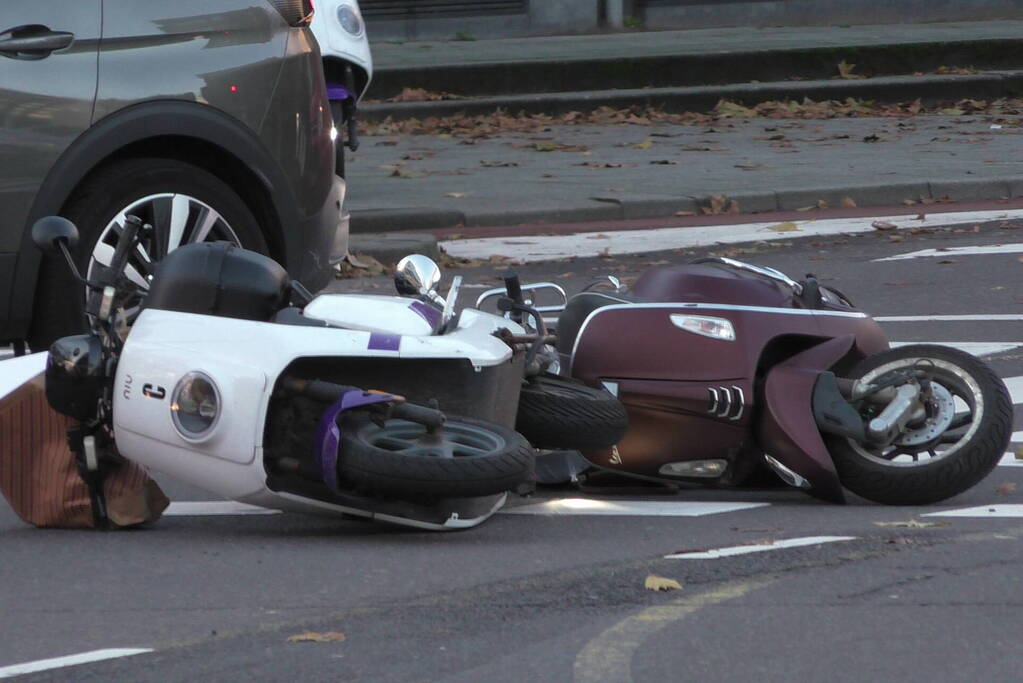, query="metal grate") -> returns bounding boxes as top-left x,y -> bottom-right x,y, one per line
360,0 -> 527,18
